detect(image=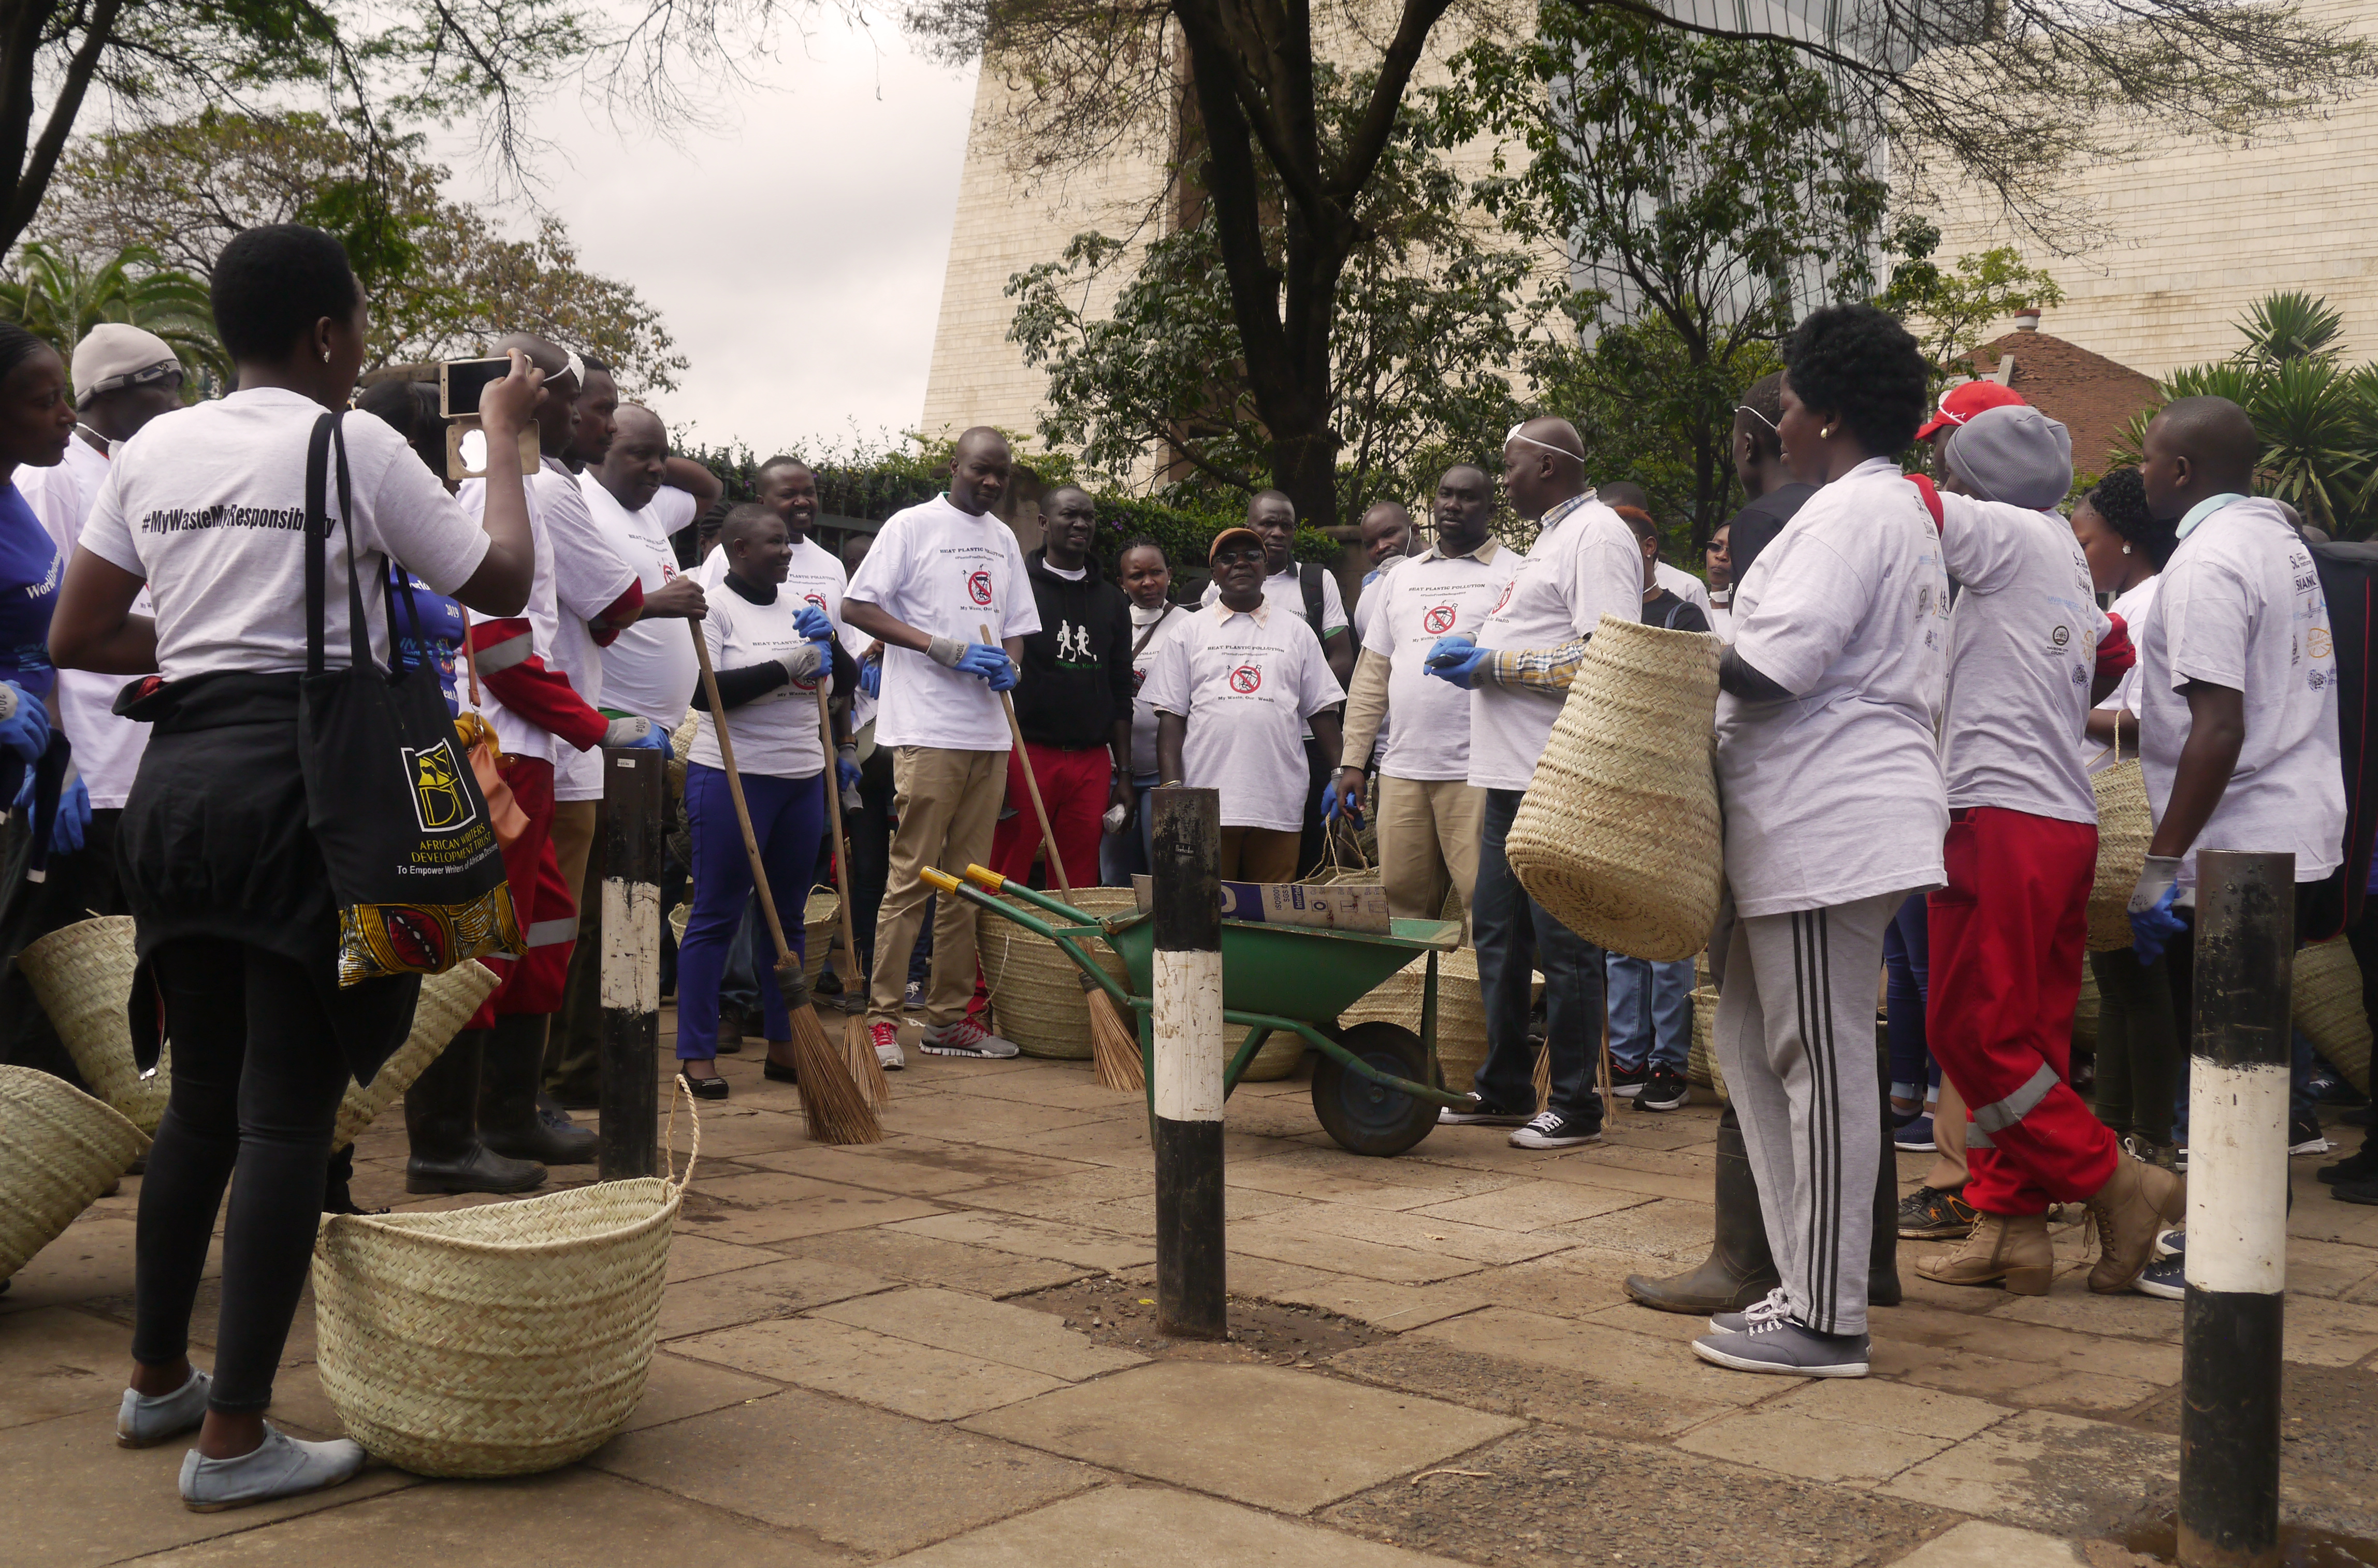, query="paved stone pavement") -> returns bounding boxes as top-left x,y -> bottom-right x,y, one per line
8,1009 -> 2377,1566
